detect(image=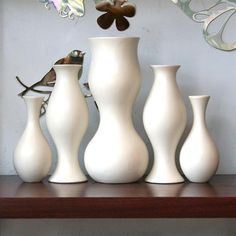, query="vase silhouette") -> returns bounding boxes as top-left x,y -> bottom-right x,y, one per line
84,37 -> 148,183
180,95 -> 219,183
14,96 -> 52,182
143,65 -> 187,184
46,65 -> 88,183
